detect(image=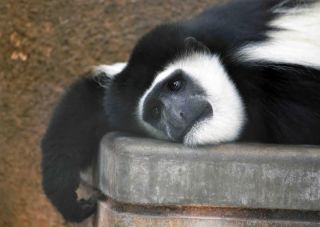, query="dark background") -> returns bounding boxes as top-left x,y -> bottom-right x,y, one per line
0,0 -> 223,226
